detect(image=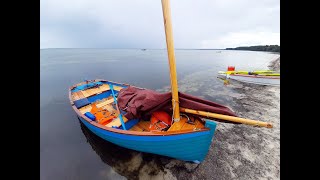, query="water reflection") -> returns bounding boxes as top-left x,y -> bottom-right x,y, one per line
217,76 -> 230,86
78,119 -> 174,180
